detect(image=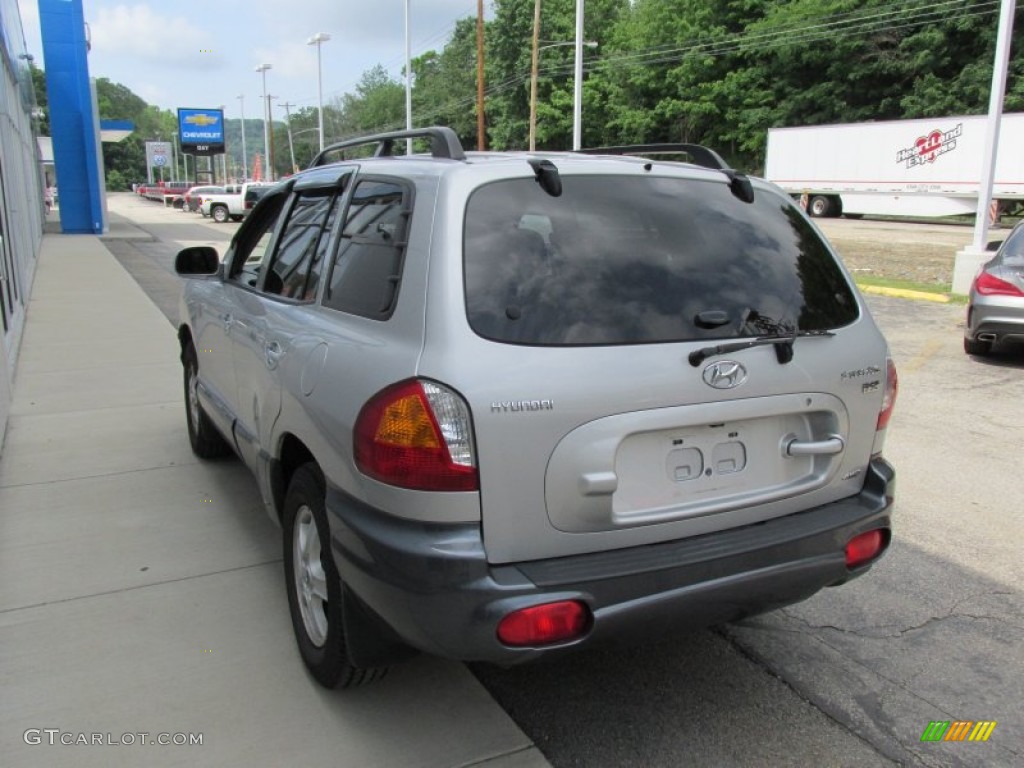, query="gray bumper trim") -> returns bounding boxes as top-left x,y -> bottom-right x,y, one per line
326,459 -> 894,663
